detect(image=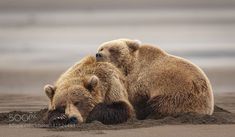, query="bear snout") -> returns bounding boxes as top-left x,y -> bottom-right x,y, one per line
96,53 -> 104,62
96,53 -> 102,58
